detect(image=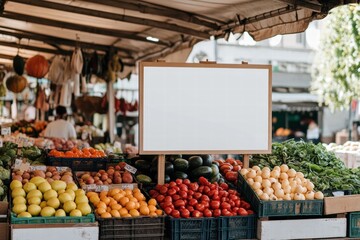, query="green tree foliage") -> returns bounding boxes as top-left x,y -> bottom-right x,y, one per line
312,5 -> 360,111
